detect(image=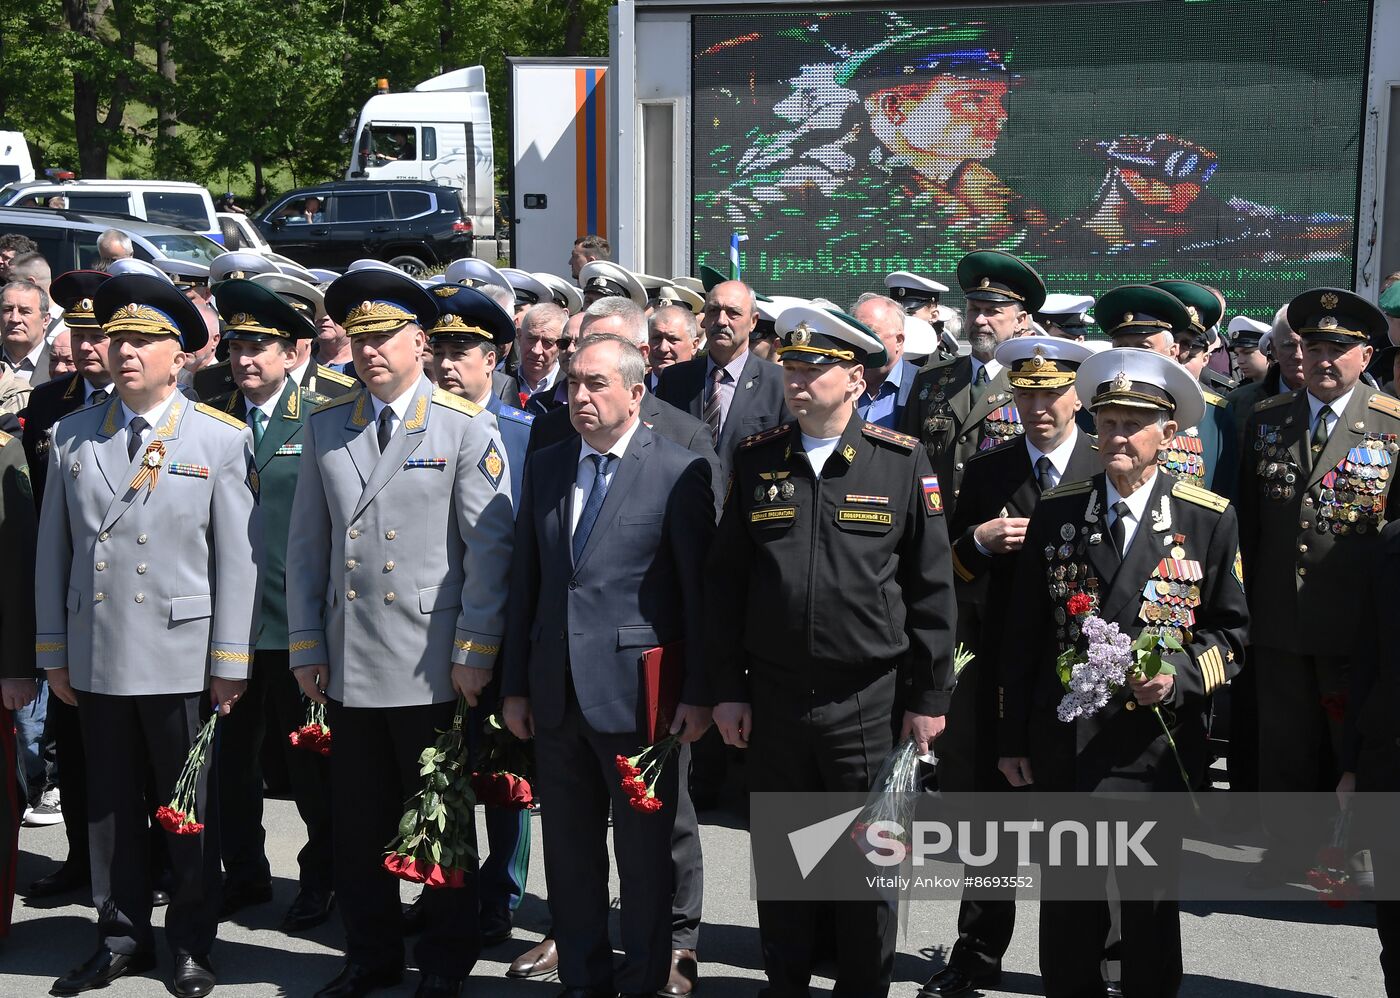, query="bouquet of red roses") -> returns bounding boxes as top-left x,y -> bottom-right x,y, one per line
471,712 -> 534,810
383,697 -> 477,889
156,714 -> 219,836
615,734 -> 680,813
288,700 -> 331,756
